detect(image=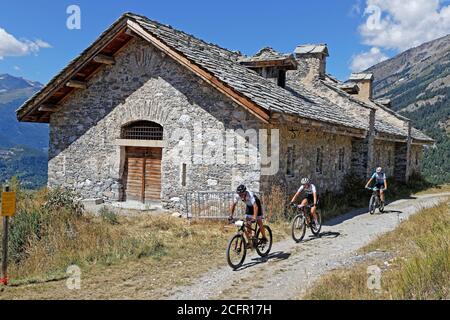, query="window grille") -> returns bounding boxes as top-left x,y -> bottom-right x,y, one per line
121,121 -> 163,140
